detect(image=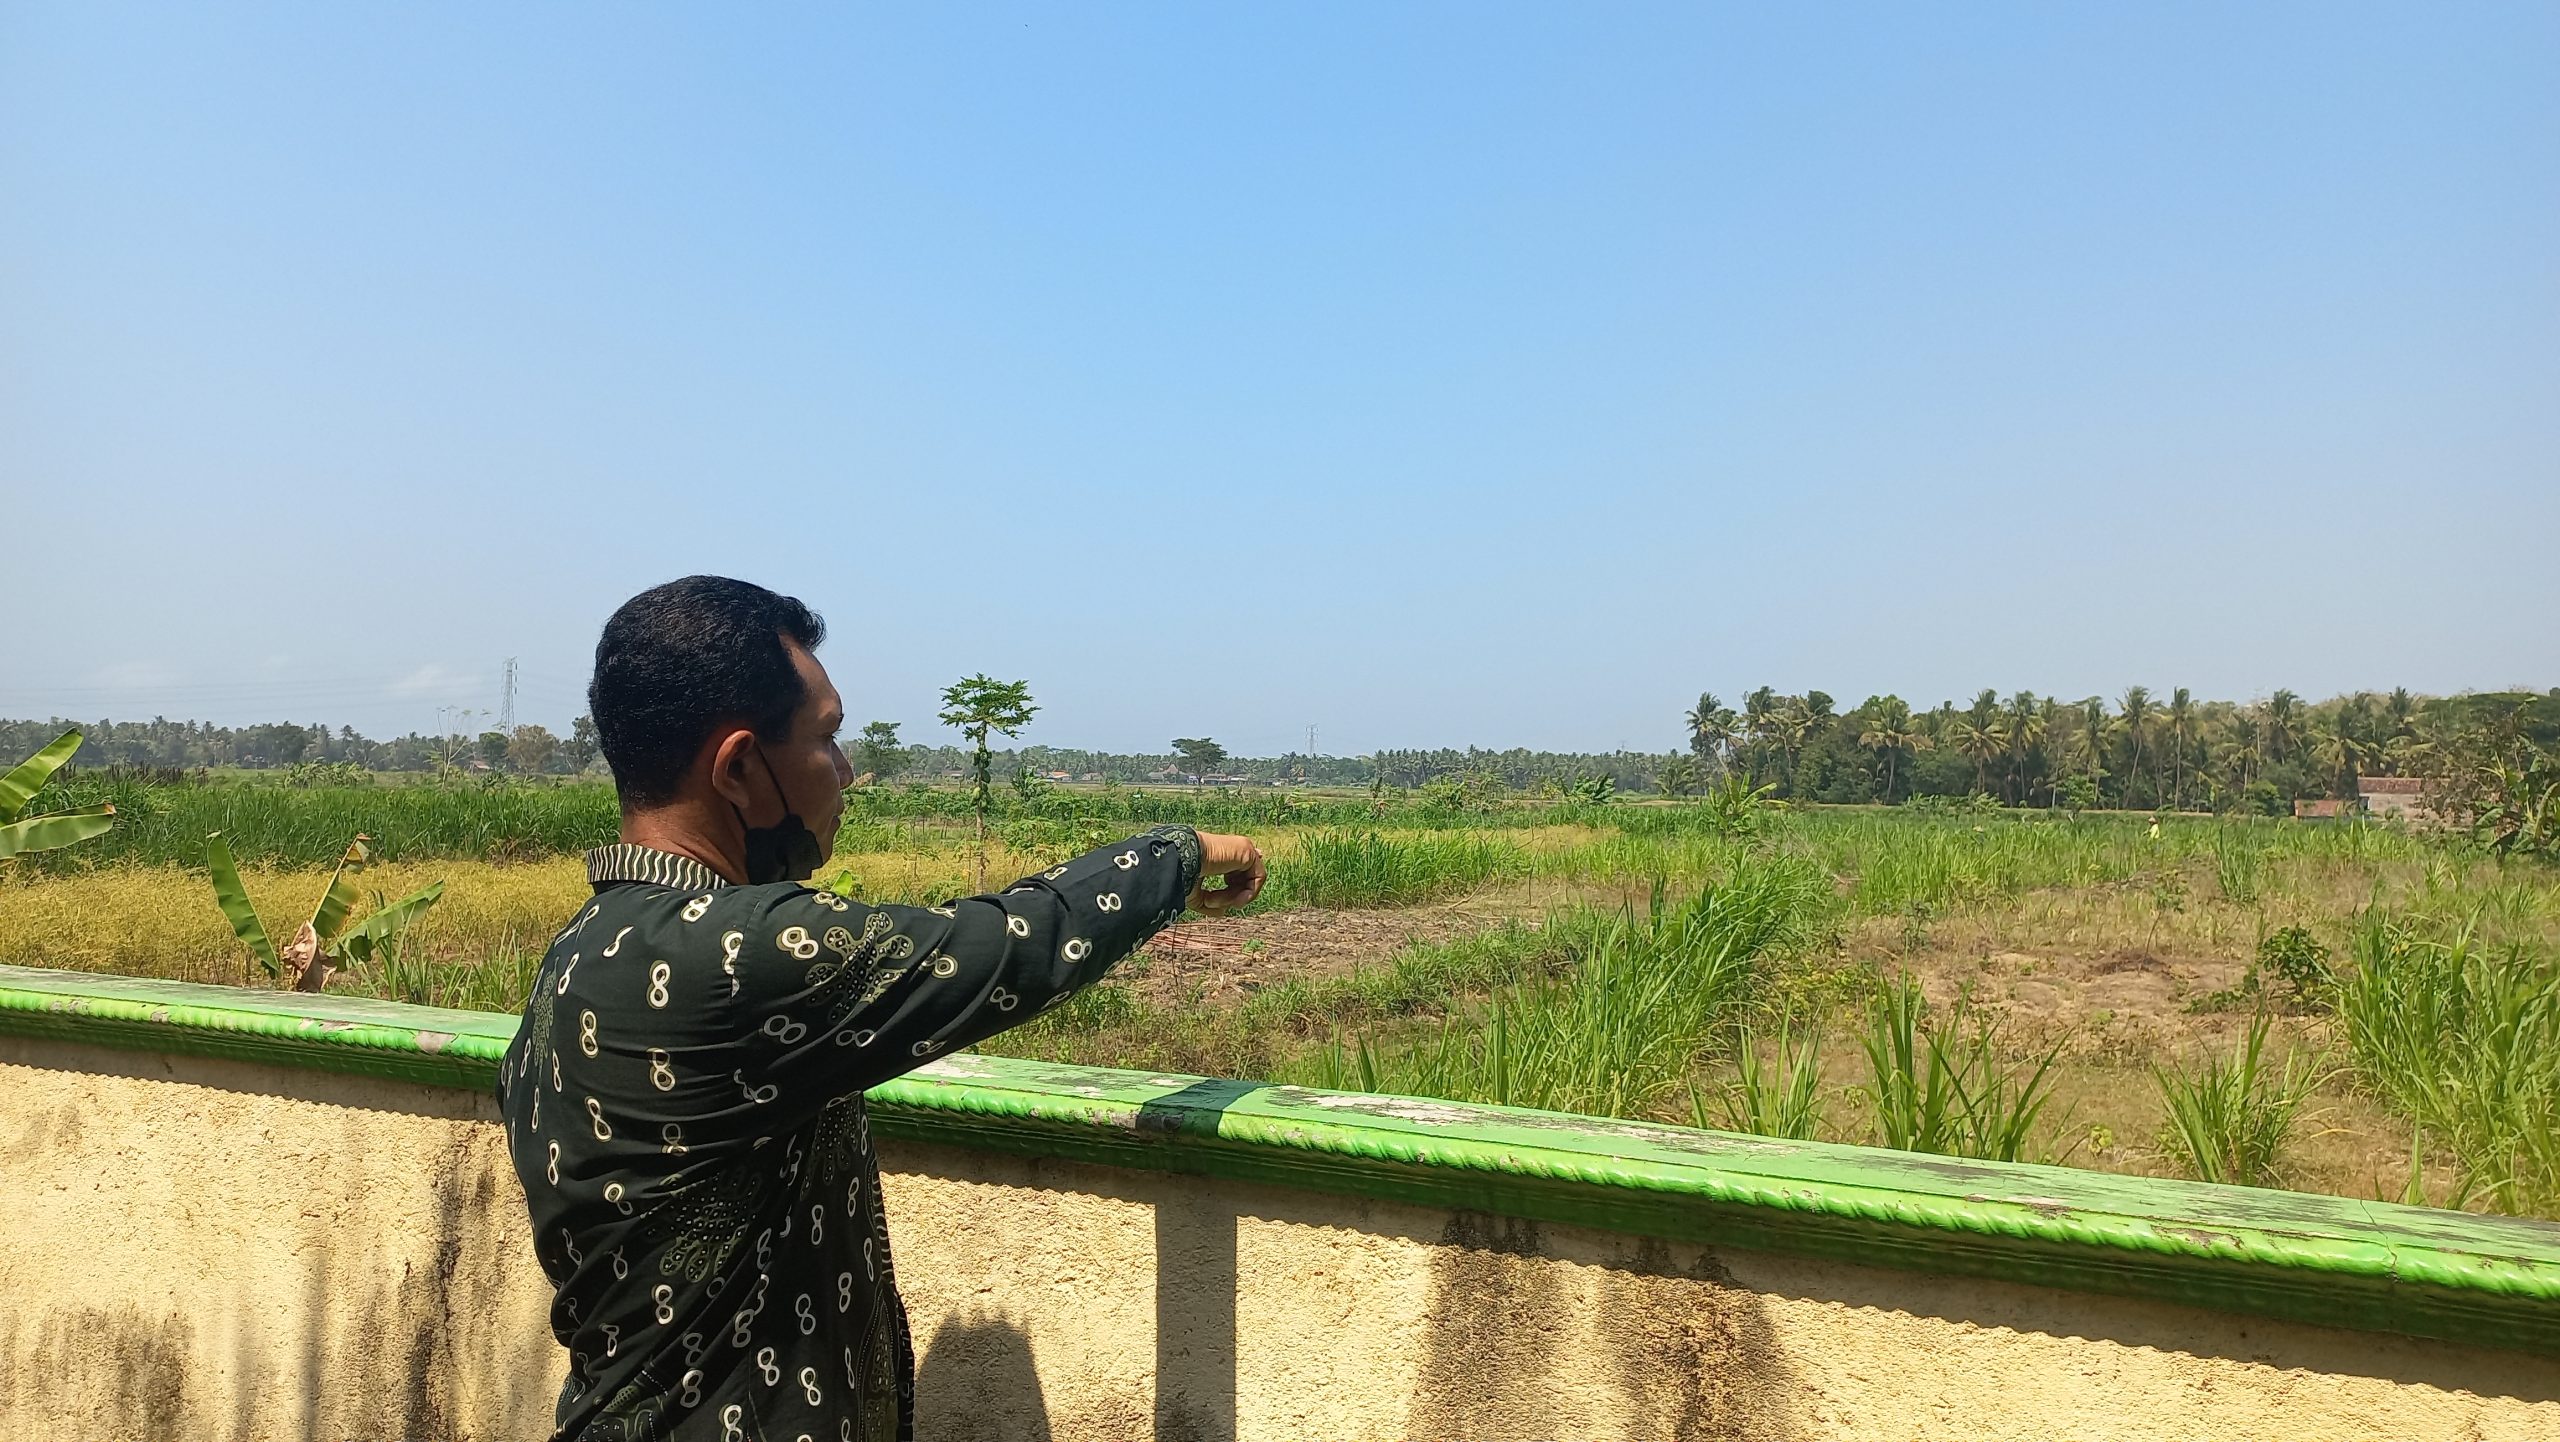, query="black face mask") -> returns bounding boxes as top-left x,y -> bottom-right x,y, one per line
734,749 -> 829,885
